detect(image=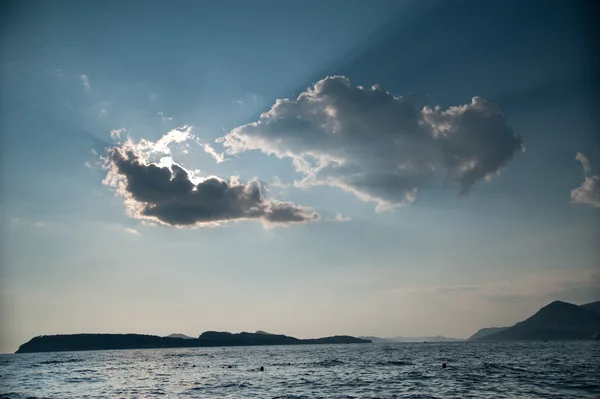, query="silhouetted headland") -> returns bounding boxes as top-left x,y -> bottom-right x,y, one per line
15,331 -> 371,354
467,327 -> 509,341
470,300 -> 600,341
